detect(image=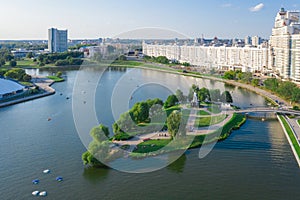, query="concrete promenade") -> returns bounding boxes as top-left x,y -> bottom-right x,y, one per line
277,115 -> 300,167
